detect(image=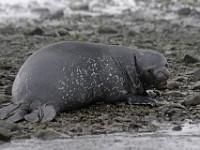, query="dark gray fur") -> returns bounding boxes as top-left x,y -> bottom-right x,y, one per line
0,41 -> 169,122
